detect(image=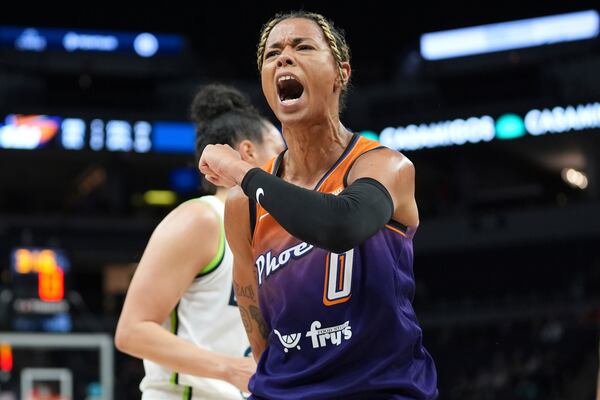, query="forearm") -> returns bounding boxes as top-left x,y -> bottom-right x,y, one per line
234,276 -> 267,361
241,168 -> 393,253
117,320 -> 232,380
